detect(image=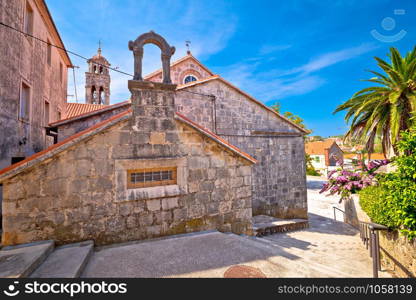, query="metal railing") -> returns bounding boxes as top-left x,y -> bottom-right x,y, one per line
333,206 -> 388,278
